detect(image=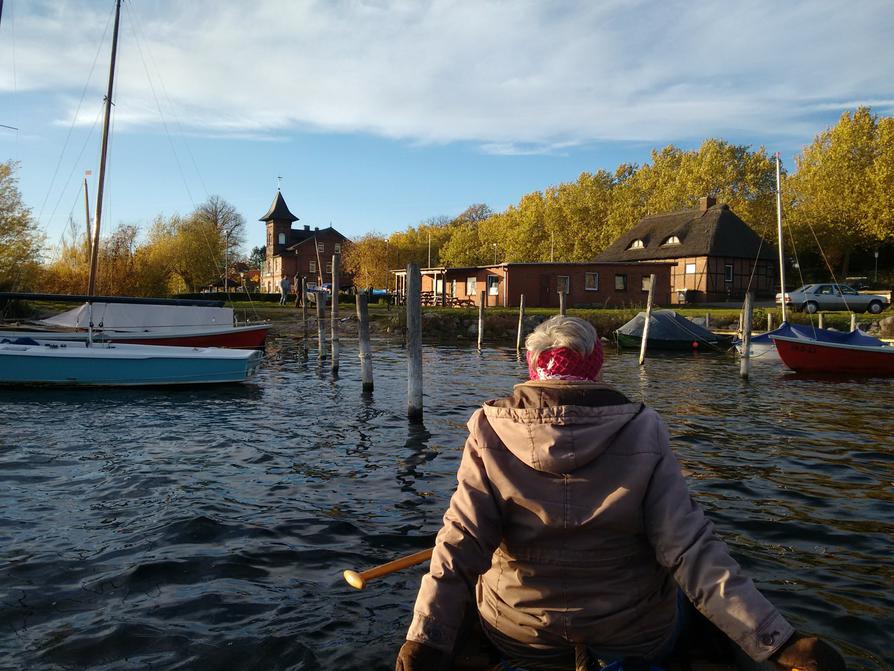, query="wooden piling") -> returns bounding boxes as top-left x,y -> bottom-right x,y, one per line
301,277 -> 309,358
558,290 -> 567,316
356,291 -> 374,393
331,254 -> 340,374
818,312 -> 825,329
638,274 -> 656,366
705,312 -> 710,330
516,294 -> 526,354
407,263 -> 423,422
740,291 -> 754,379
478,290 -> 485,349
767,311 -> 774,332
317,292 -> 327,360
850,312 -> 857,332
